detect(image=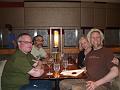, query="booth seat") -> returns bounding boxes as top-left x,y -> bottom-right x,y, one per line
0,60 -> 7,90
